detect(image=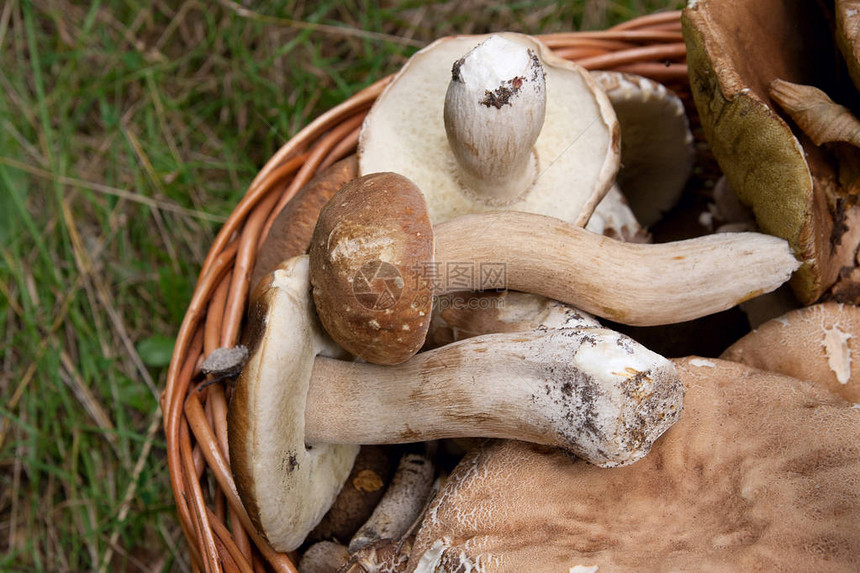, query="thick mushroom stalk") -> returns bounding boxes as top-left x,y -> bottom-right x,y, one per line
444,35 -> 546,204
310,172 -> 799,364
306,326 -> 682,468
431,211 -> 798,324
